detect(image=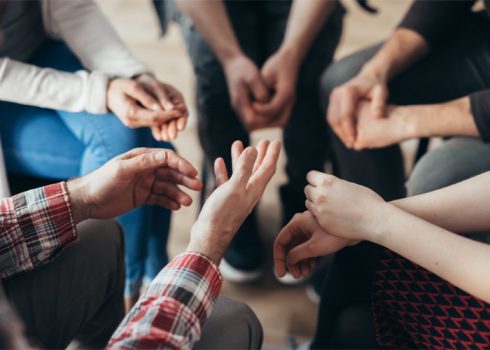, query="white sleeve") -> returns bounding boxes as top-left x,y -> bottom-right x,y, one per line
41,0 -> 150,78
0,57 -> 108,114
